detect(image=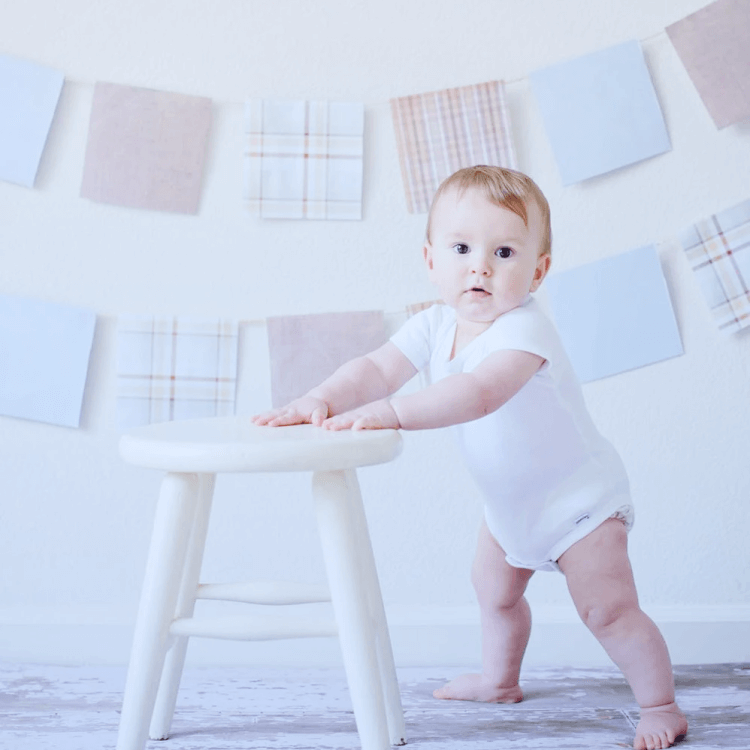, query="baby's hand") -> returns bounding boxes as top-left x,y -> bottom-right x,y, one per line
252,396 -> 329,427
322,399 -> 400,431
